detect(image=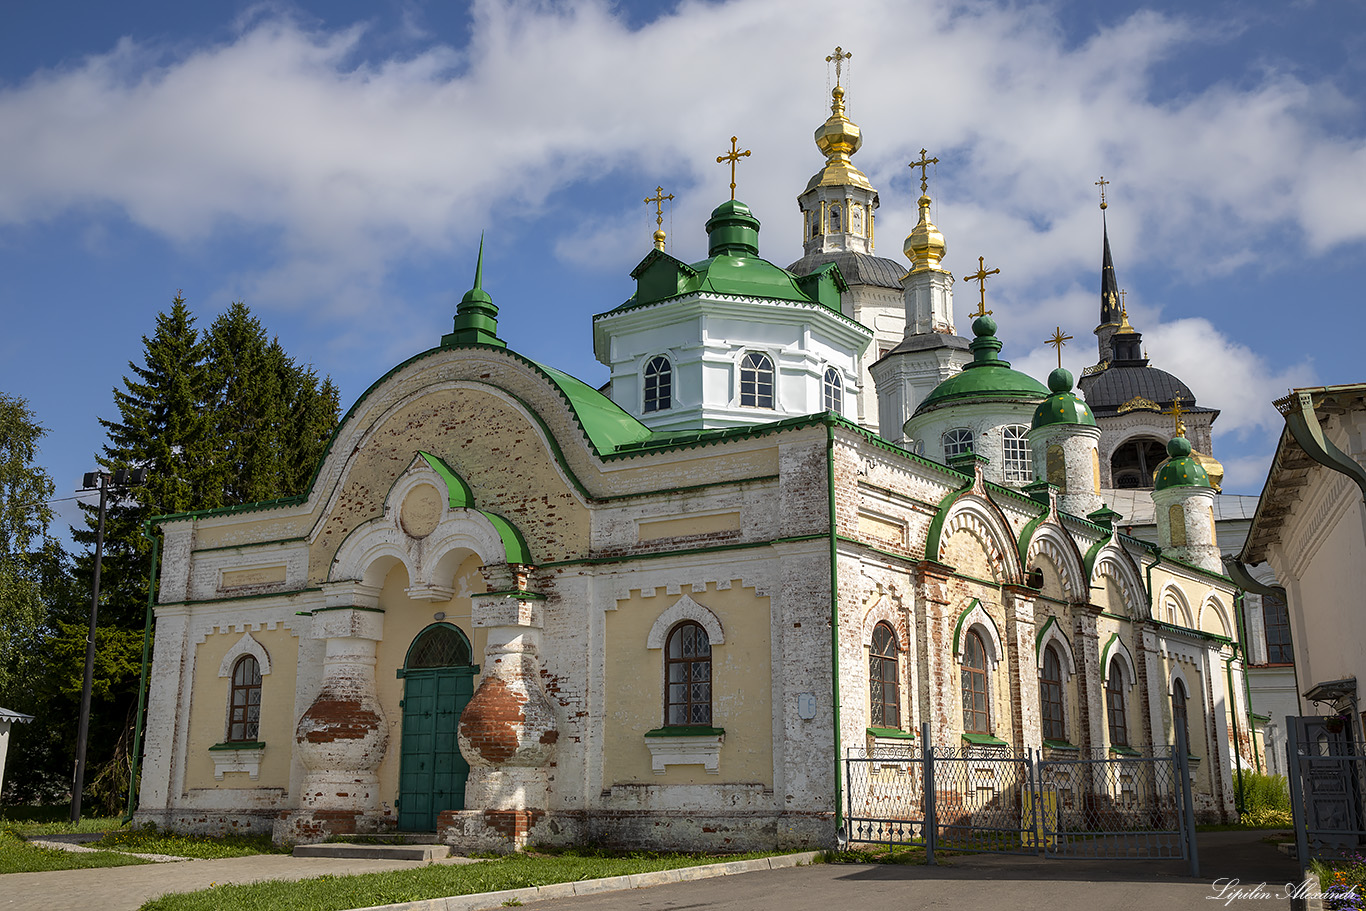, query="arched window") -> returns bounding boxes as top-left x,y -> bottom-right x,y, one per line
869,622 -> 899,728
1002,425 -> 1032,483
1172,678 -> 1191,753
943,428 -> 974,458
1111,437 -> 1169,489
643,355 -> 673,413
228,655 -> 262,743
1106,658 -> 1129,747
1262,591 -> 1293,664
823,367 -> 842,414
739,352 -> 775,409
962,630 -> 991,735
666,621 -> 712,726
405,623 -> 472,669
1040,645 -> 1065,742
830,204 -> 842,233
